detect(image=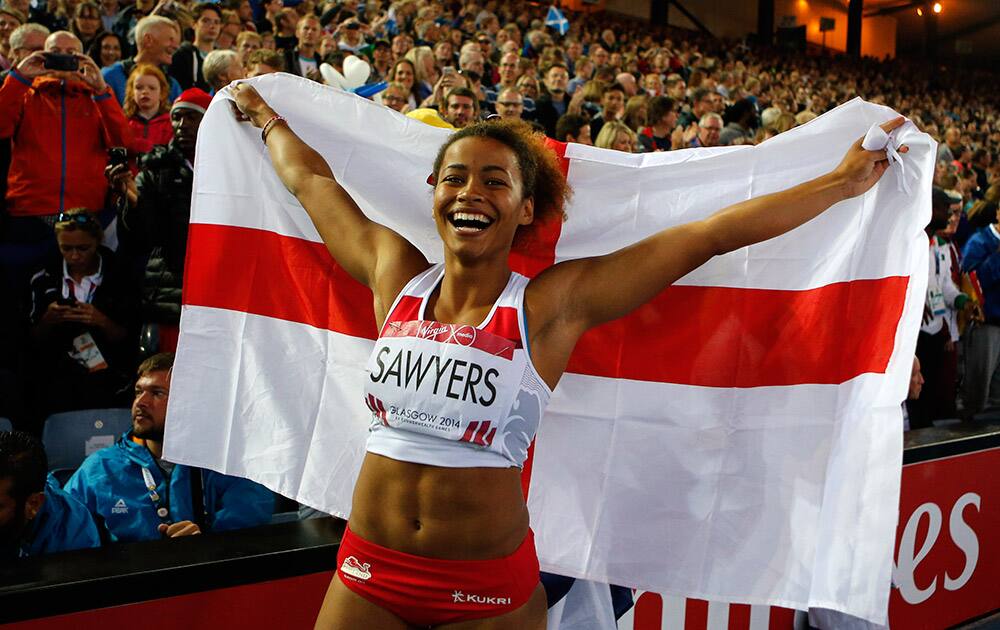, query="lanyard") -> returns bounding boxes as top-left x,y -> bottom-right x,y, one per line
140,466 -> 171,522
64,276 -> 97,304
